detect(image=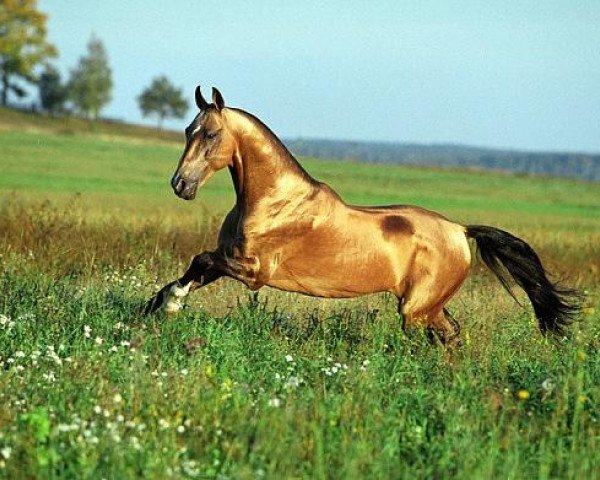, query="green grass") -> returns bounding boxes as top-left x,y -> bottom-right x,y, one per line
0,113 -> 599,478
0,263 -> 598,479
2,129 -> 599,227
